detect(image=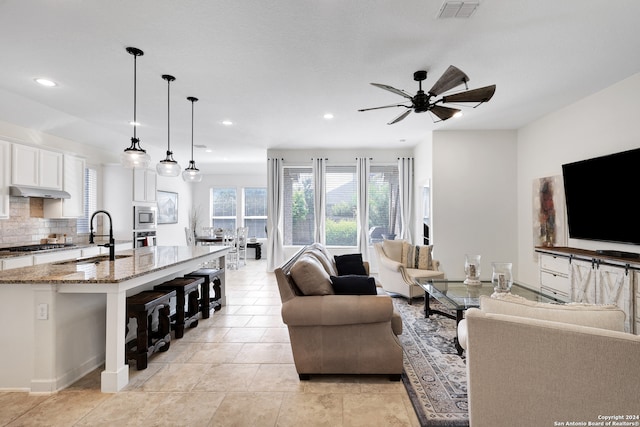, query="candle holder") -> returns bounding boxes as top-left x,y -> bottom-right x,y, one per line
464,254 -> 481,285
491,262 -> 513,293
